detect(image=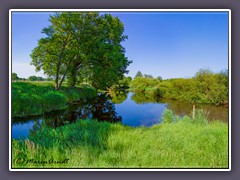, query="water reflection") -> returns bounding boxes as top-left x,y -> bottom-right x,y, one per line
12,93 -> 122,139
108,90 -> 128,104
12,91 -> 228,140
131,92 -> 228,122
131,92 -> 161,104
162,99 -> 228,122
